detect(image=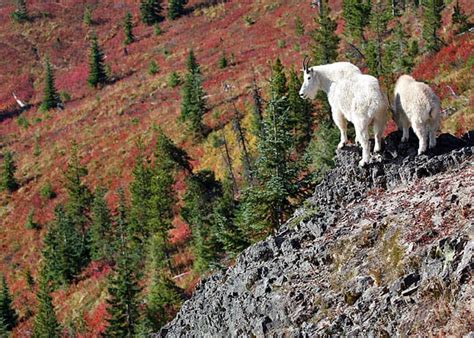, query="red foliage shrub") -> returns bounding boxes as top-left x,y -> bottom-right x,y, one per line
412,35 -> 473,82
82,302 -> 108,337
